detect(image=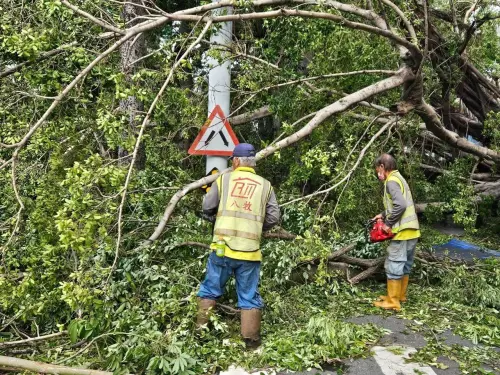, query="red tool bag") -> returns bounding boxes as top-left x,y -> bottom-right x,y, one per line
367,219 -> 394,243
